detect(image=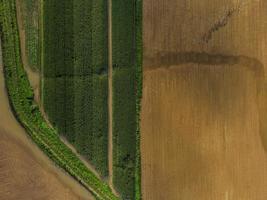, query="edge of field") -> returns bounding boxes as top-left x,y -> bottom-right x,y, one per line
0,1 -> 119,199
